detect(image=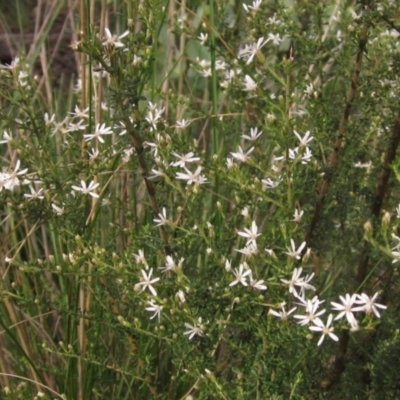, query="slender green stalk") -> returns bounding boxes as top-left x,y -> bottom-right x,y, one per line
209,0 -> 219,156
